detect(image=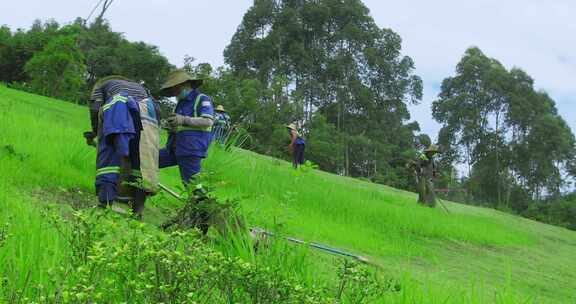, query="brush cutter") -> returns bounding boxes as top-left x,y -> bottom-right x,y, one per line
159,183 -> 183,200
436,197 -> 450,214
249,227 -> 371,264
